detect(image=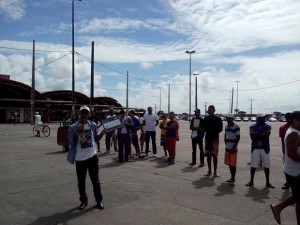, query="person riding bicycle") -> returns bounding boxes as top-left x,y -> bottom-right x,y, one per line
34,112 -> 43,137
